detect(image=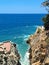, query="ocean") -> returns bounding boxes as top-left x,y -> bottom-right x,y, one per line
0,14 -> 45,65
